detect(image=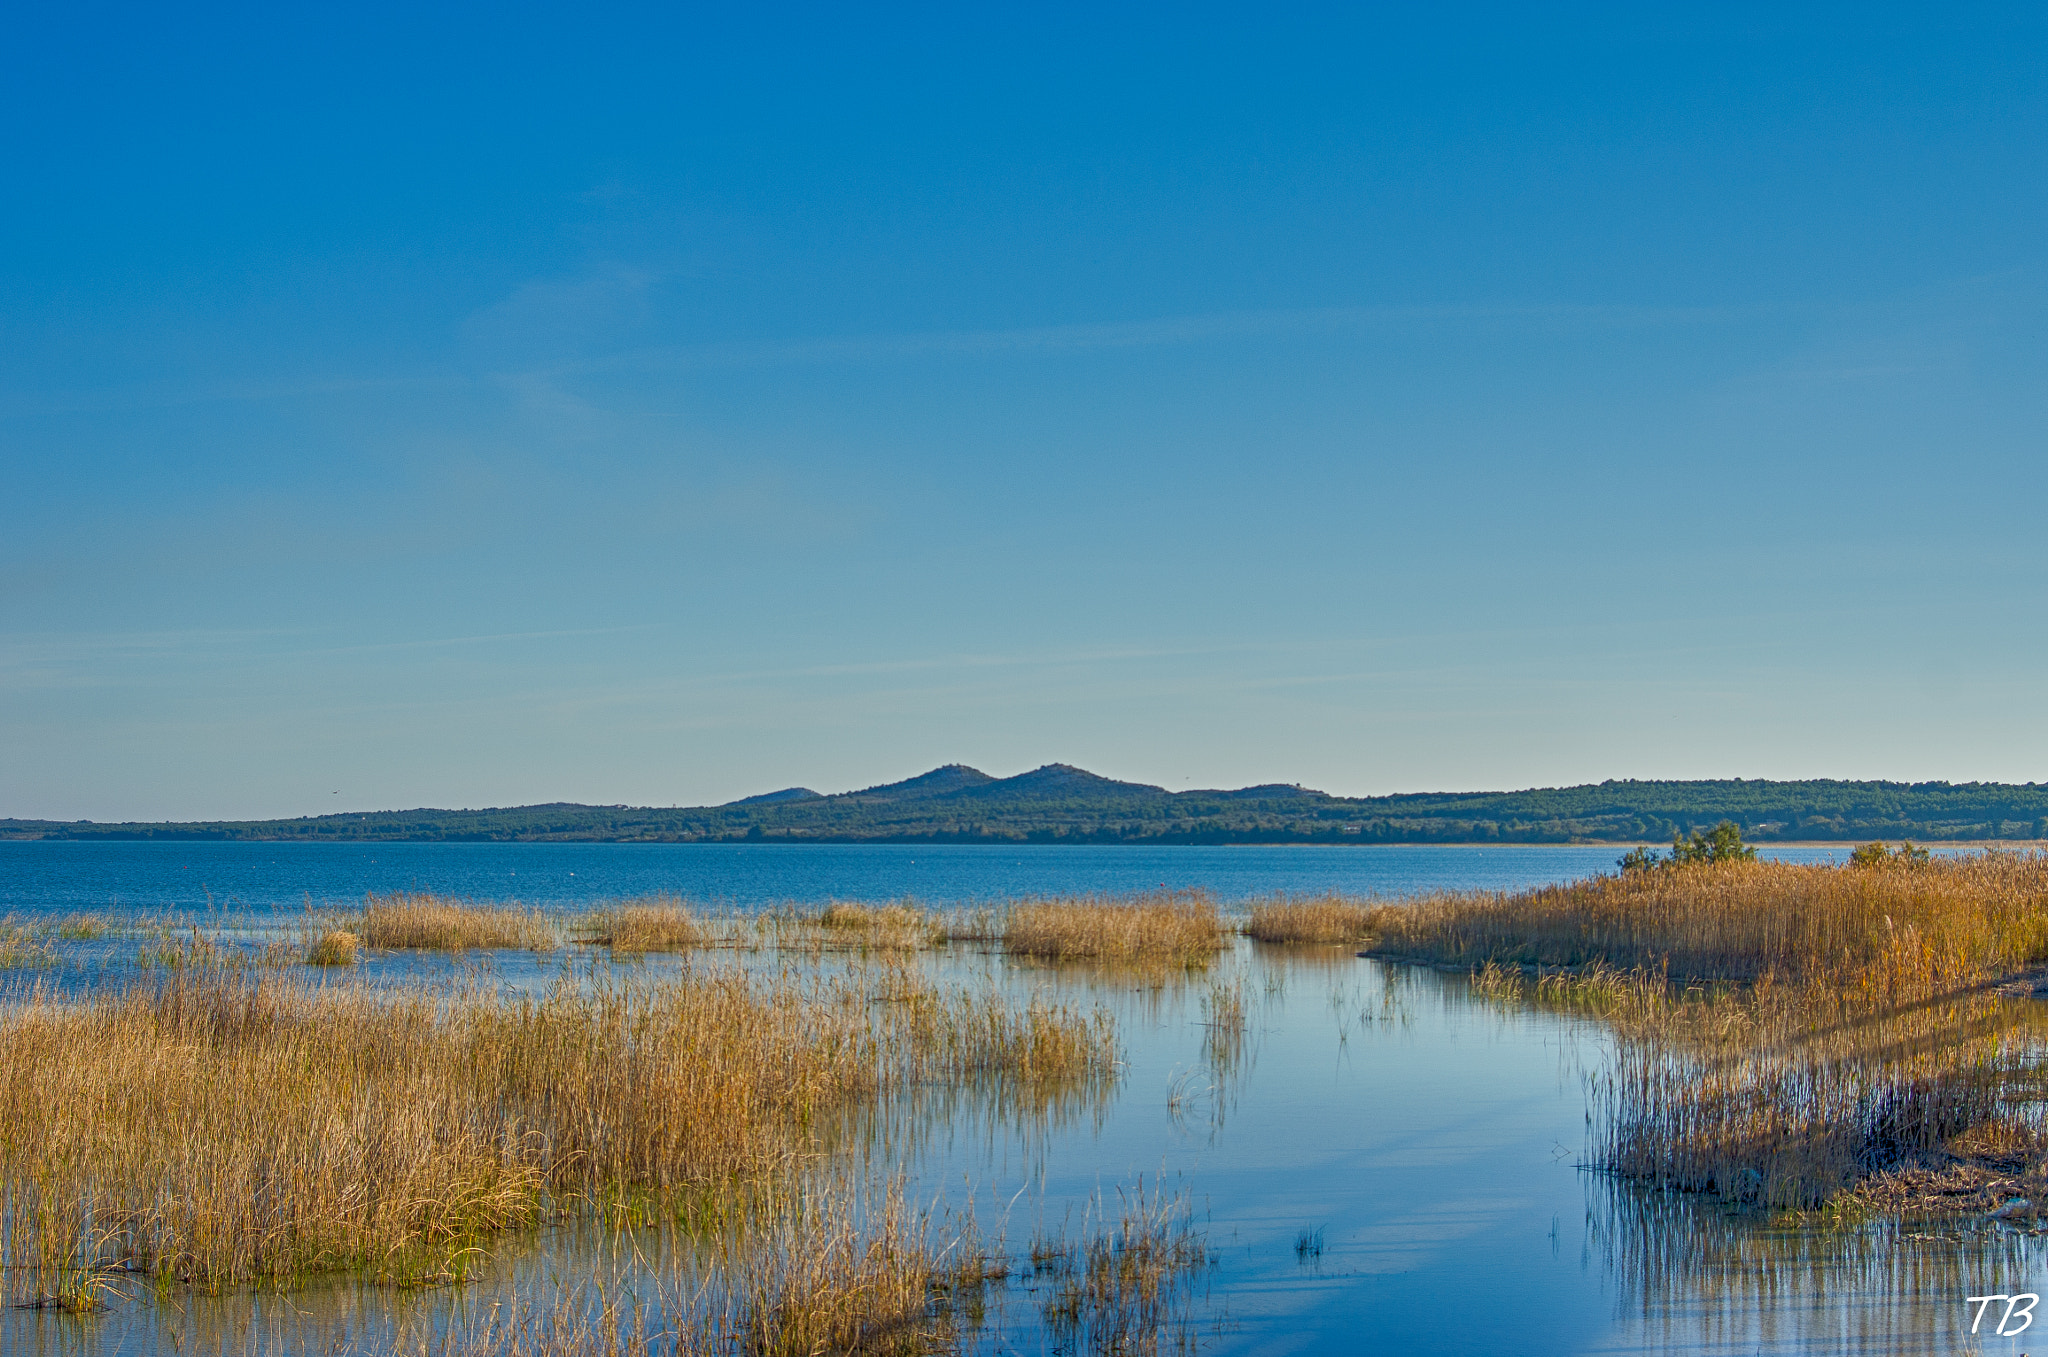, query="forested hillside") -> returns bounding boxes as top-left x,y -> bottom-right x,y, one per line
7,765 -> 2047,844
